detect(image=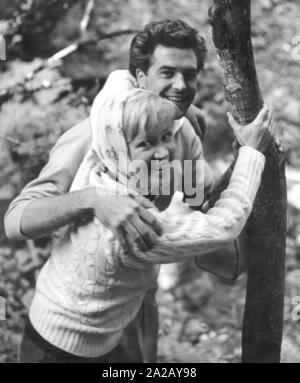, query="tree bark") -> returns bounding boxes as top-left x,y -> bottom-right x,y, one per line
209,0 -> 287,363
